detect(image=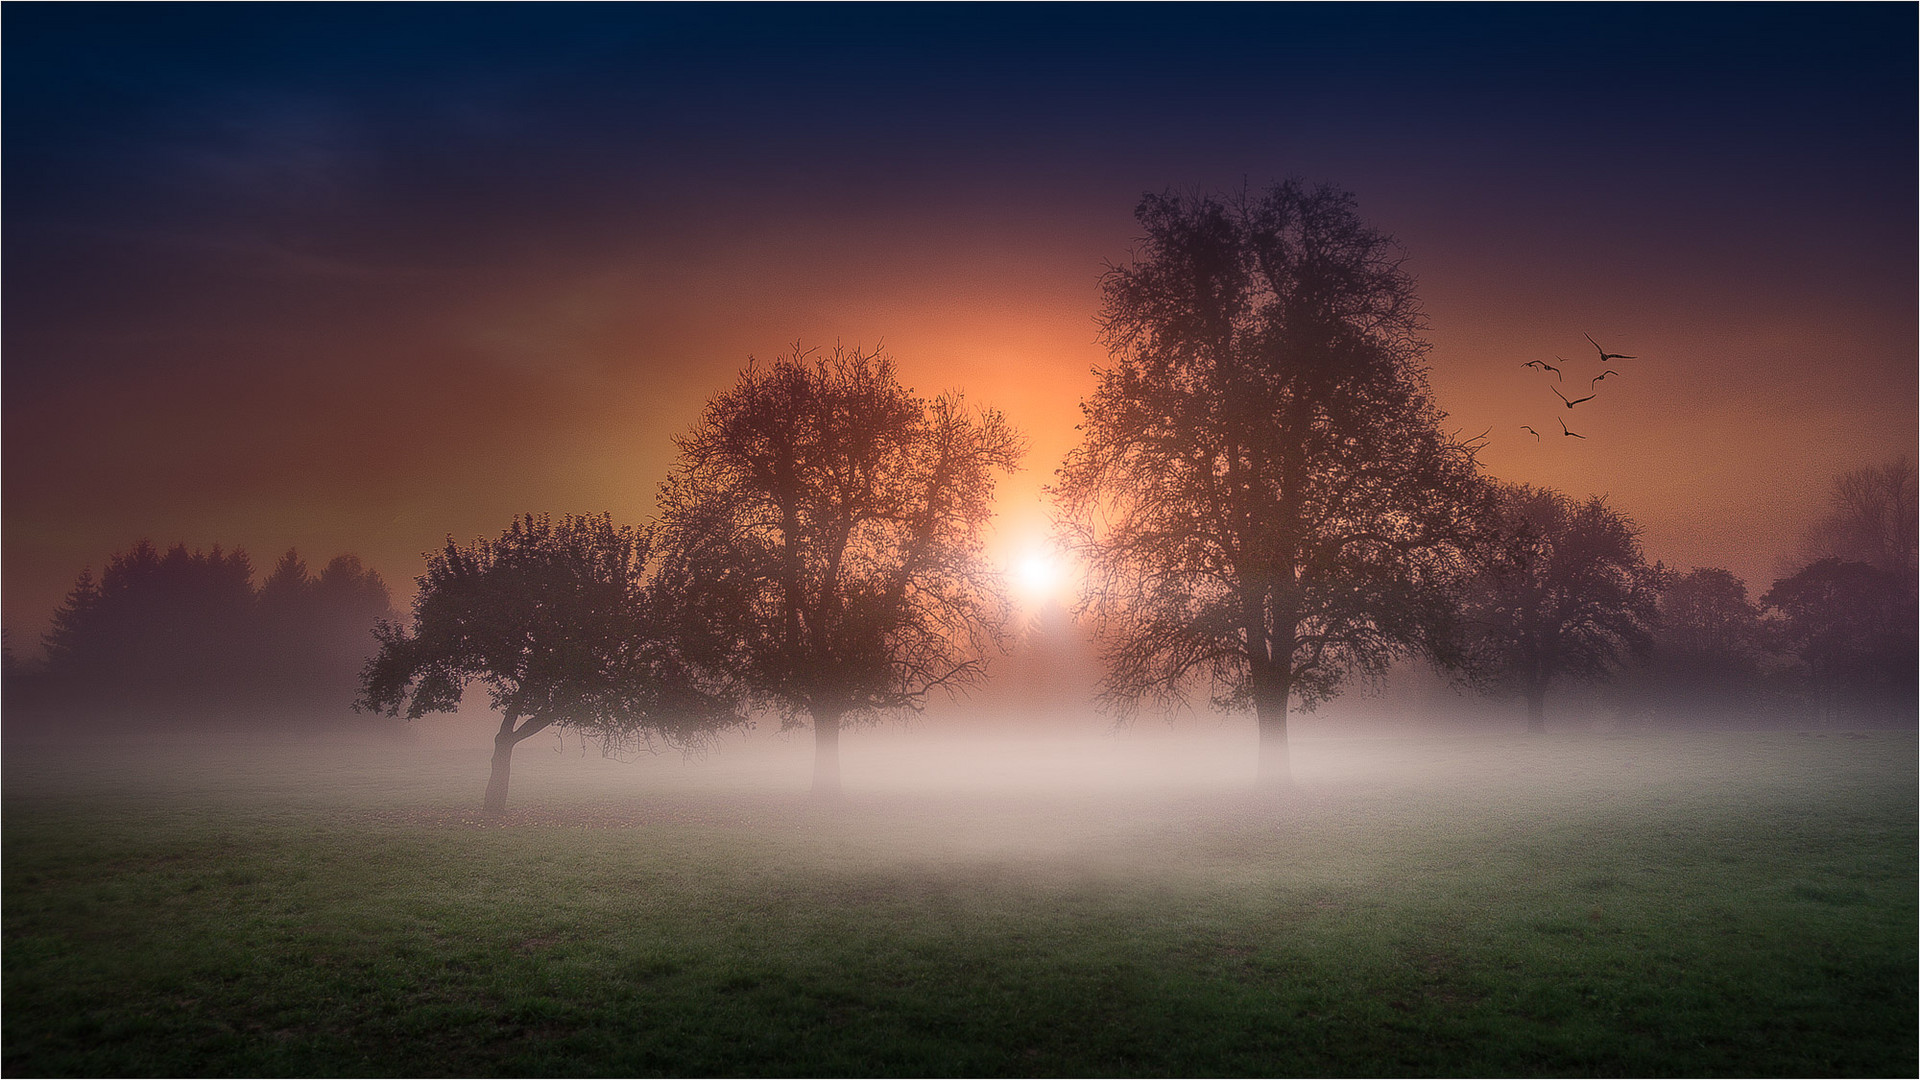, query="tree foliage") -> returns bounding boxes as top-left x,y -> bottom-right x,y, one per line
657,344 -> 1023,793
1055,182 -> 1484,781
1457,484 -> 1667,730
1762,557 -> 1917,723
360,514 -> 737,810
